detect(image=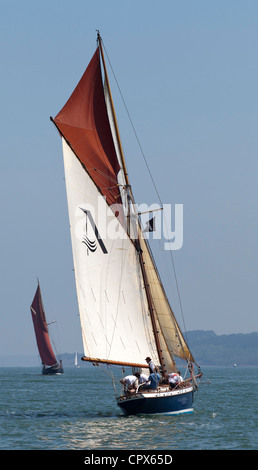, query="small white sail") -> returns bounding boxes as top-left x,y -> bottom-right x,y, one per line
75,352 -> 79,368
